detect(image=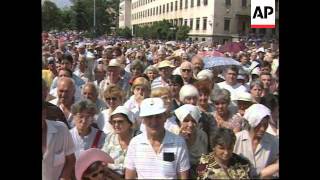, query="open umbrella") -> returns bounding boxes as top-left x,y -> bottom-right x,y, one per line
203,56 -> 241,69
197,50 -> 224,57
219,42 -> 246,53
